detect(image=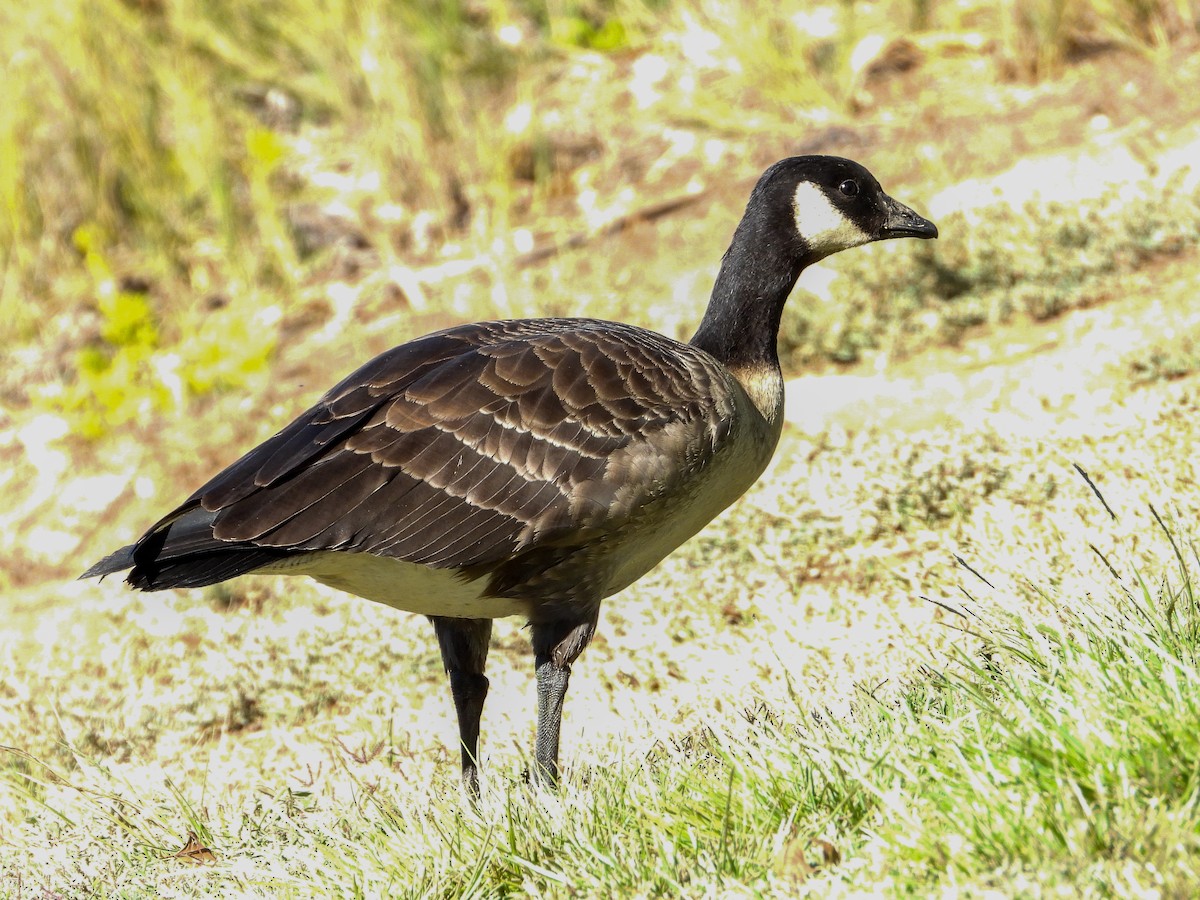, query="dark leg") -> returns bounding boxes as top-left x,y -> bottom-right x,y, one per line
531,608 -> 600,787
430,616 -> 492,797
